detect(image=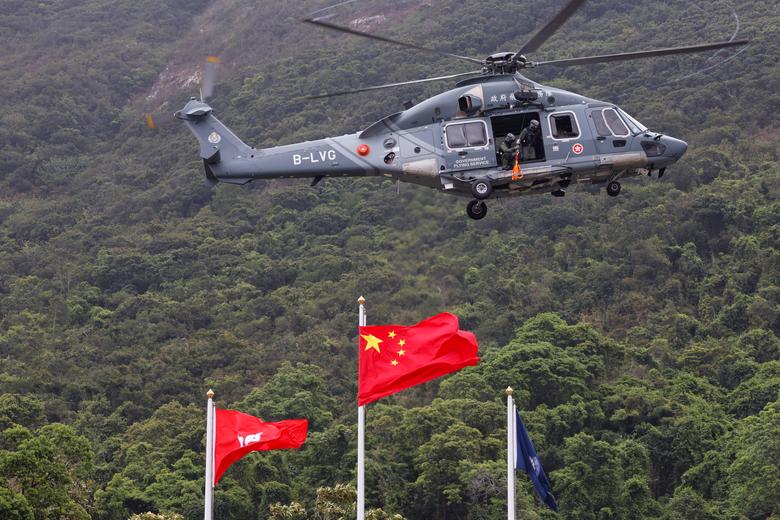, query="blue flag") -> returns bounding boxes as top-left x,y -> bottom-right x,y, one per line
515,409 -> 559,512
